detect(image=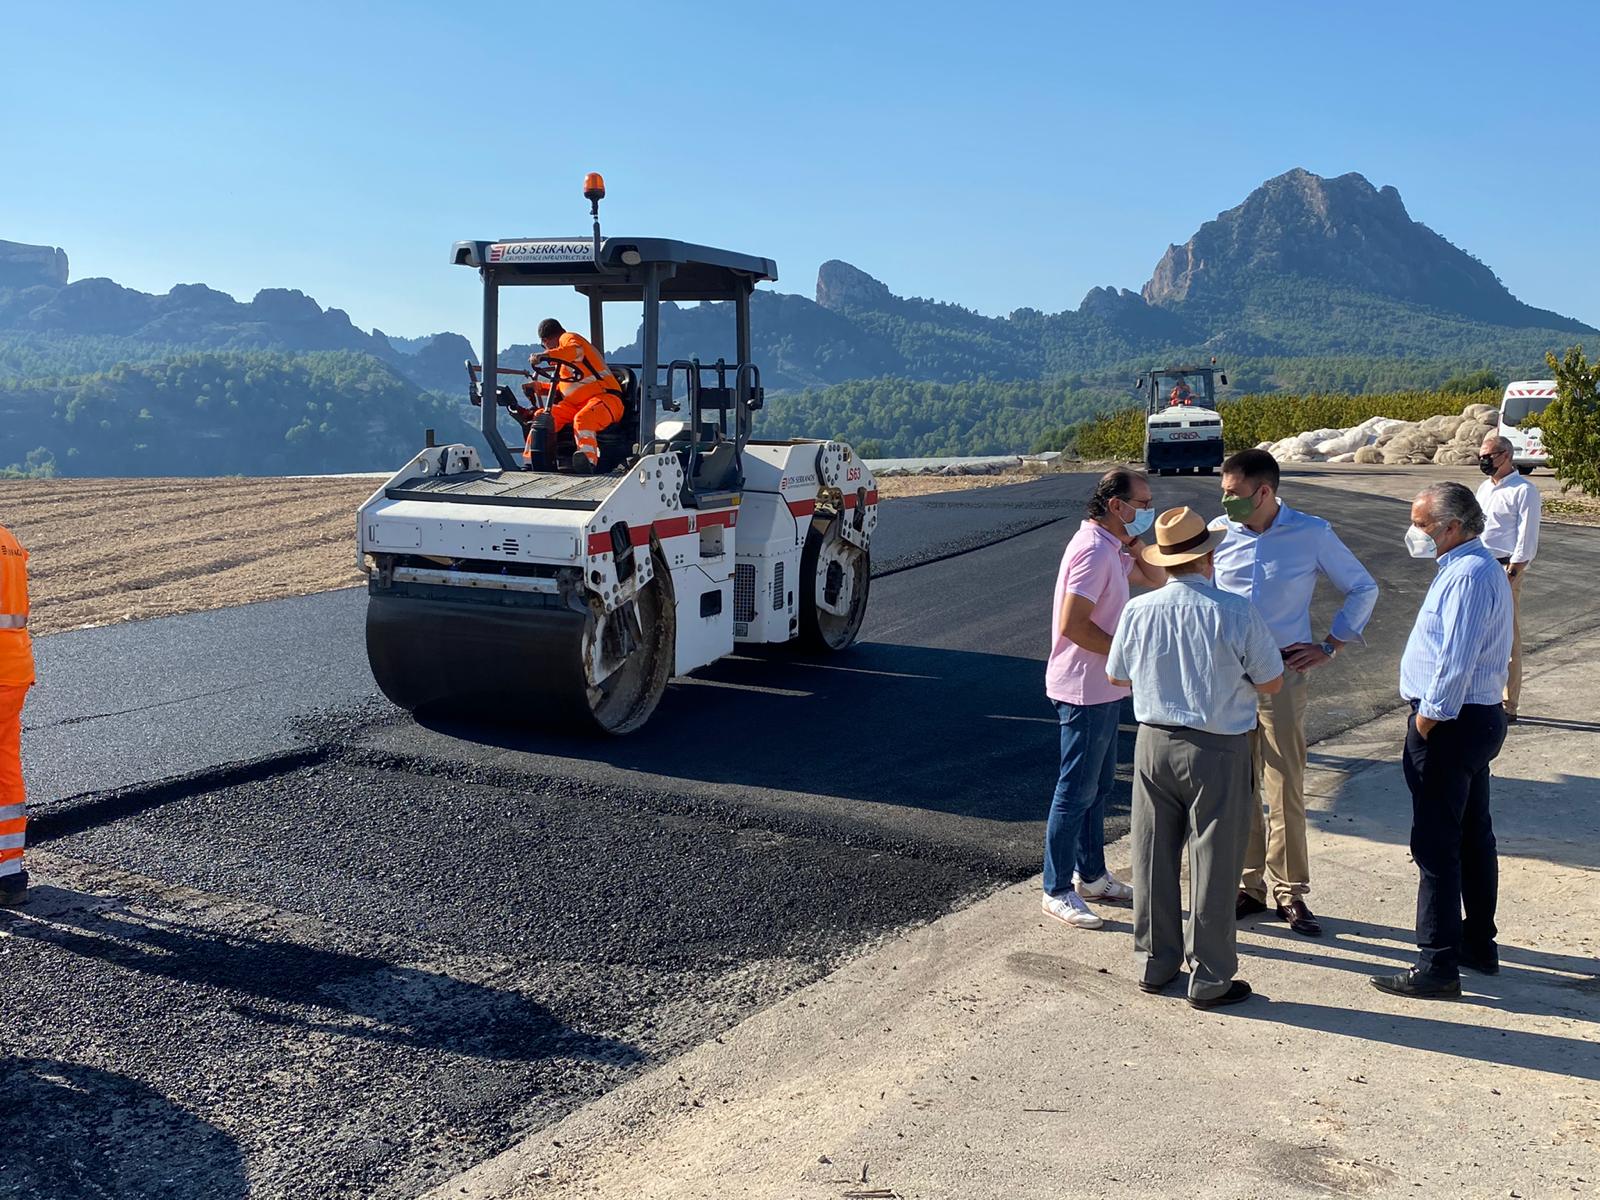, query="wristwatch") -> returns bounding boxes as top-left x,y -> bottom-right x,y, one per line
1319,640 -> 1338,658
